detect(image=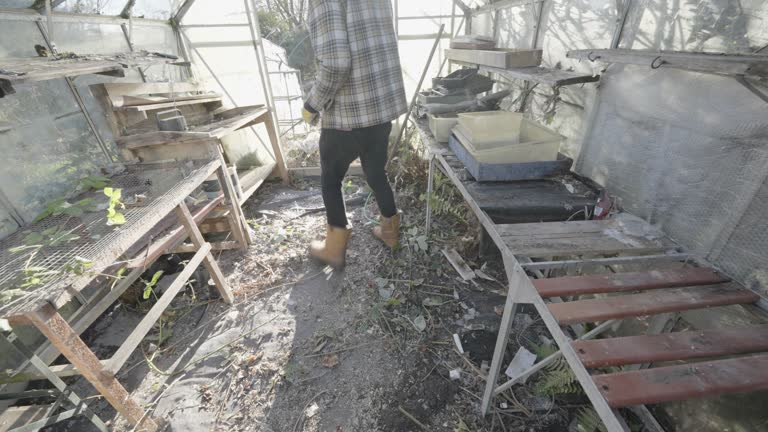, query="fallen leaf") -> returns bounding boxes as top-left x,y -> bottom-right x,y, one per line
413,315 -> 427,332
321,354 -> 340,368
